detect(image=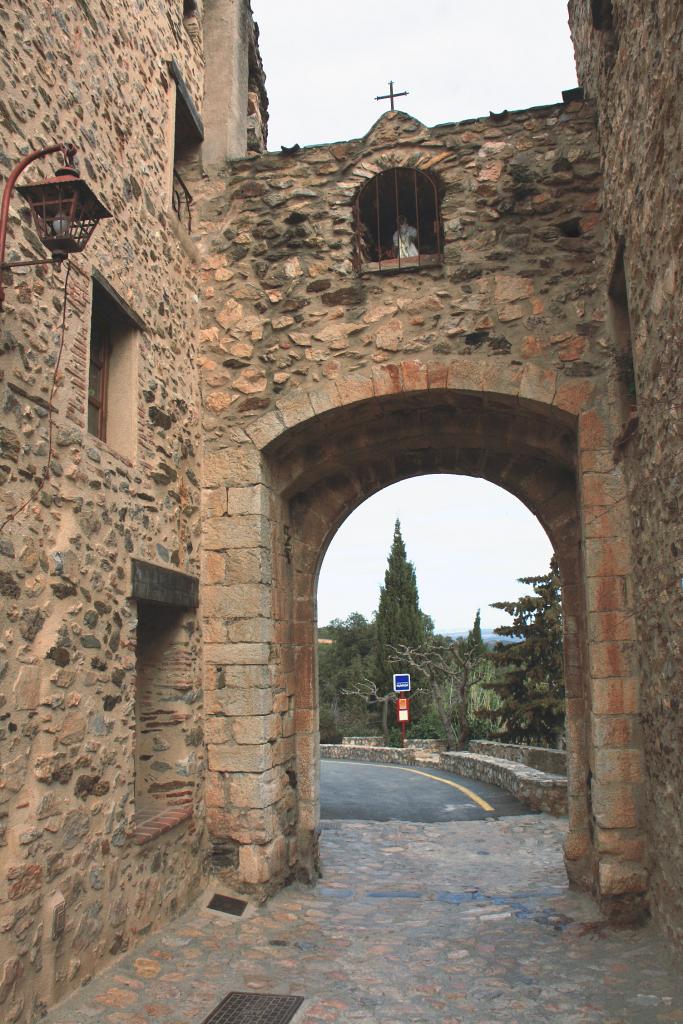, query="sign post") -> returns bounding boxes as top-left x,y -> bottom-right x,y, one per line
393,675 -> 411,748
396,696 -> 410,748
392,673 -> 411,693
